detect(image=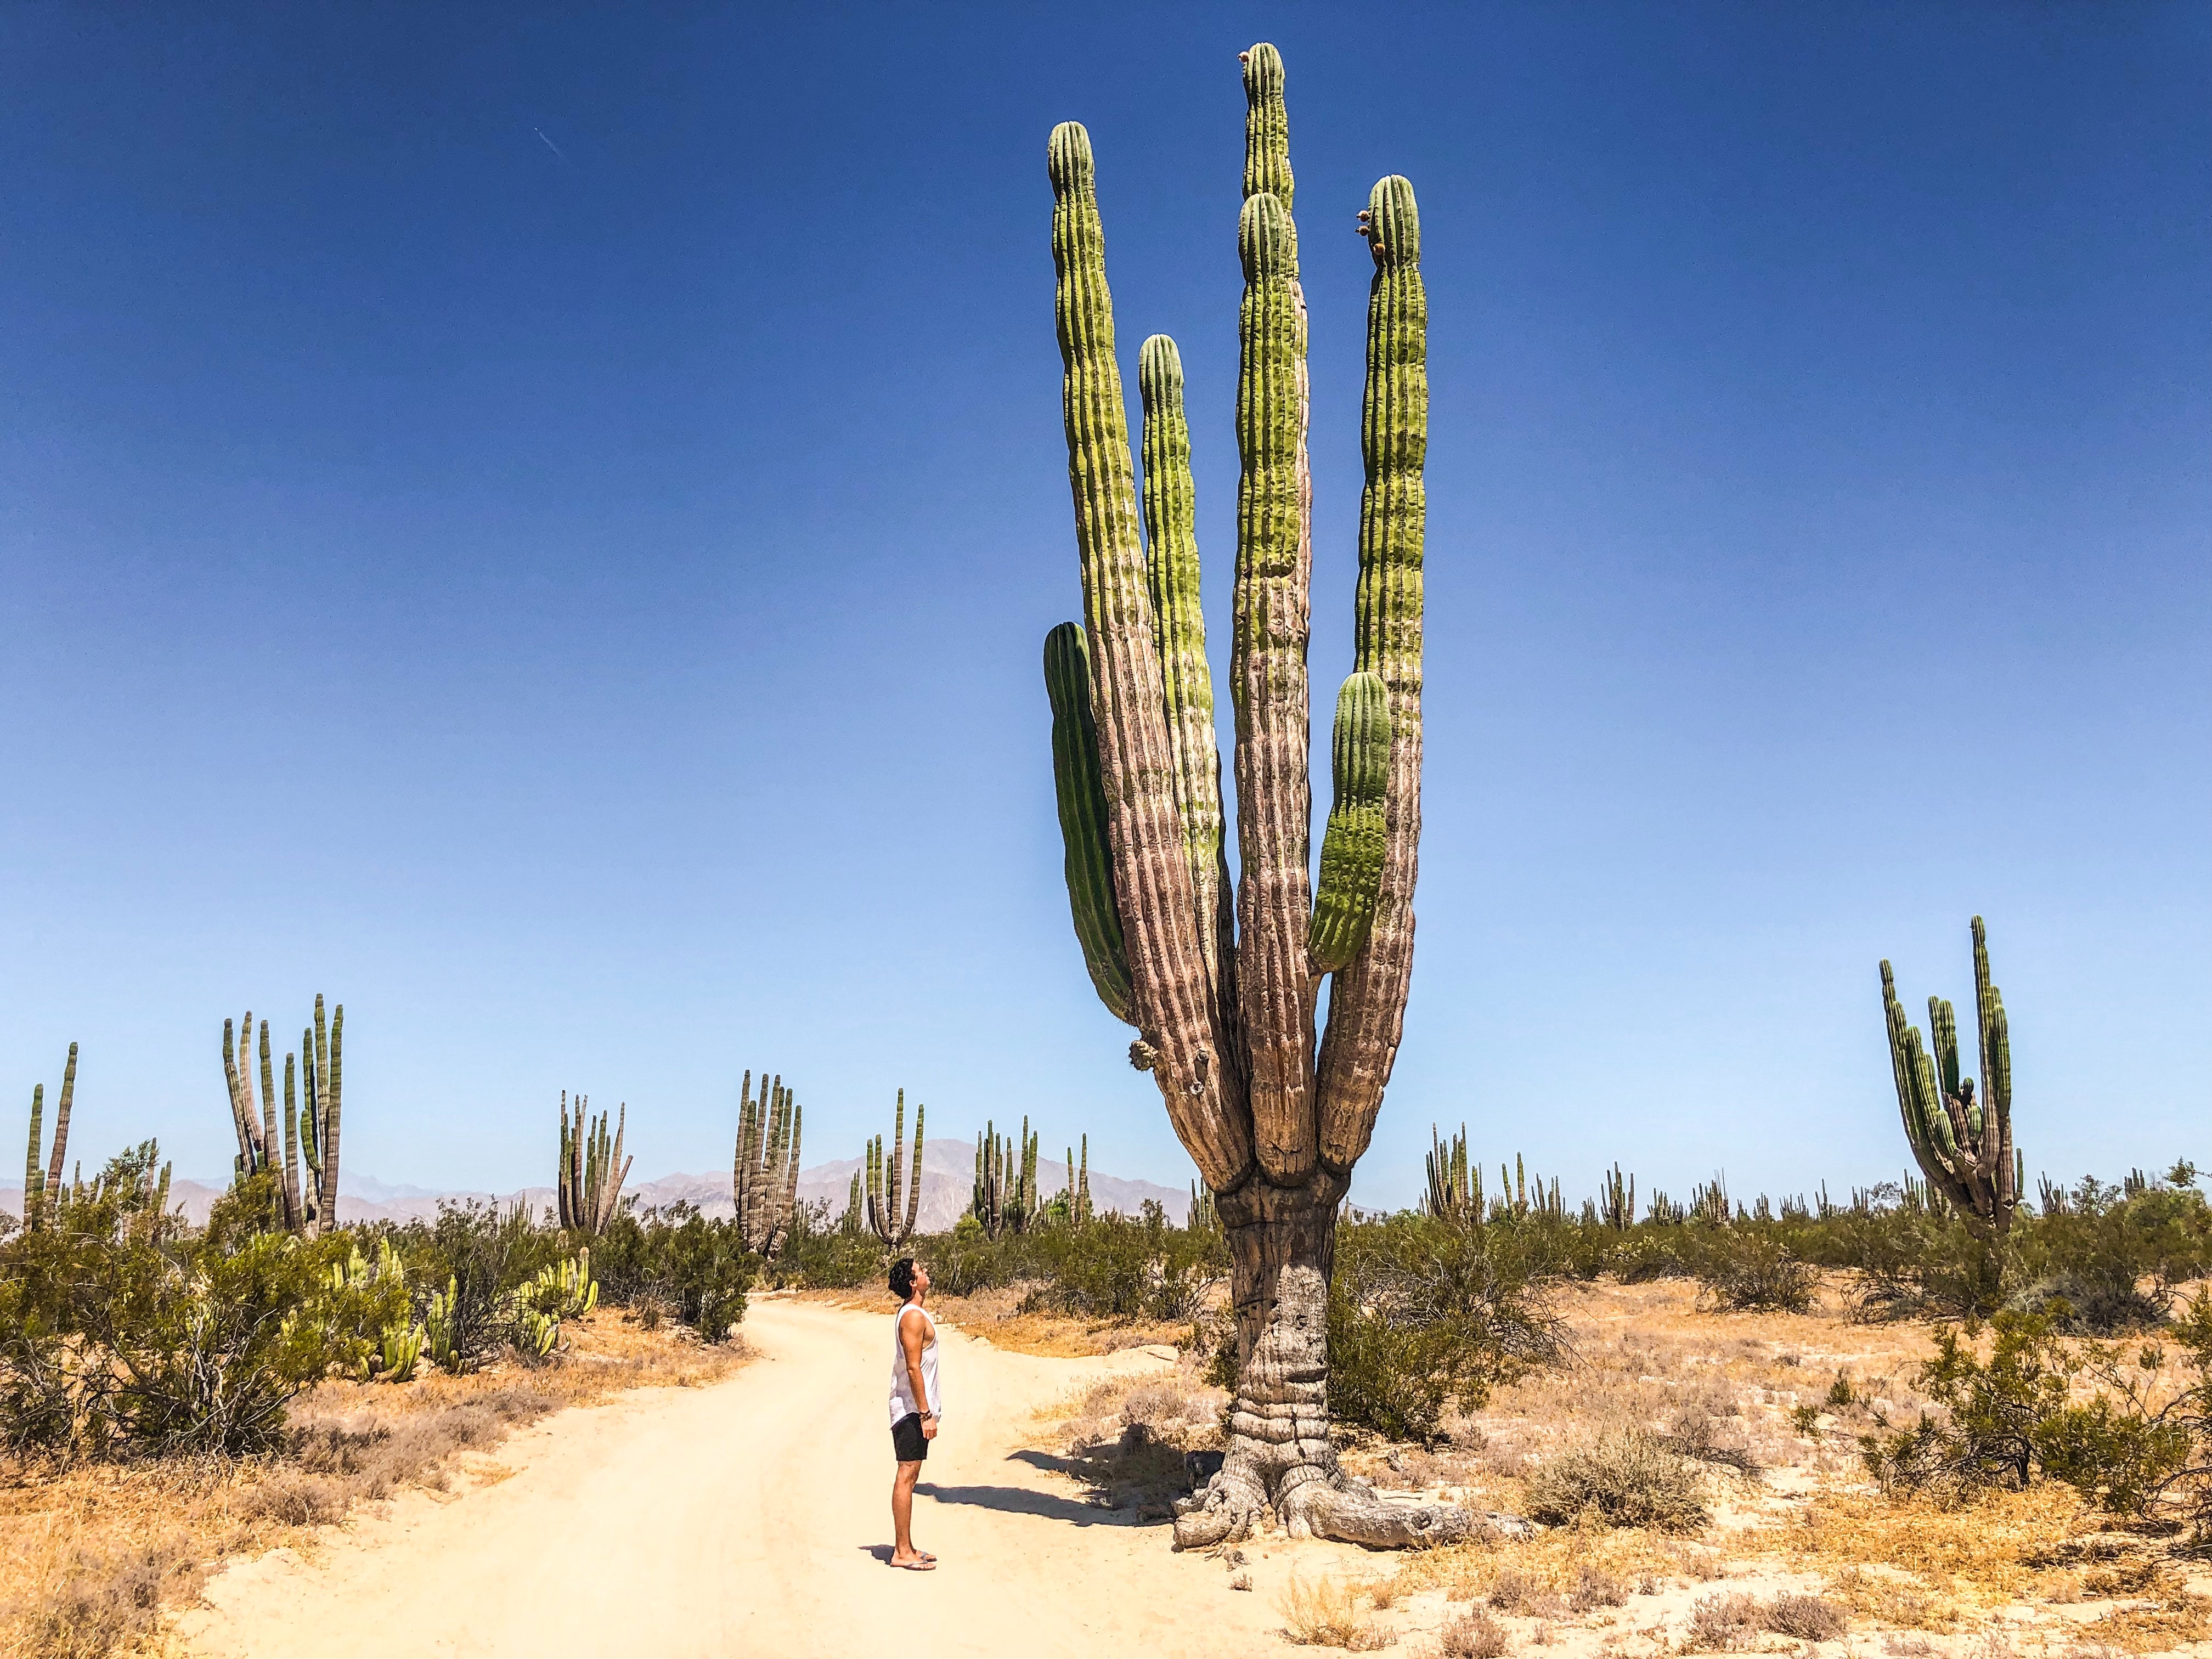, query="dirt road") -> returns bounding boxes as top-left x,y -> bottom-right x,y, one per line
176,1295 -> 1375,1658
